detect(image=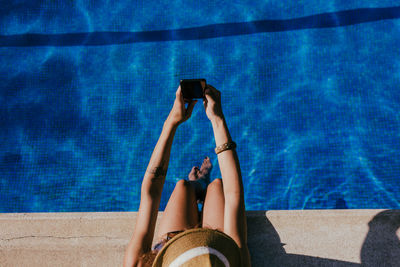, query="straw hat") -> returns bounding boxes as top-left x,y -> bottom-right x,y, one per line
152,228 -> 241,267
